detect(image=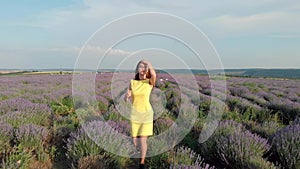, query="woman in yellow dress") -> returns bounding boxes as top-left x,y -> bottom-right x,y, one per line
125,60 -> 156,168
